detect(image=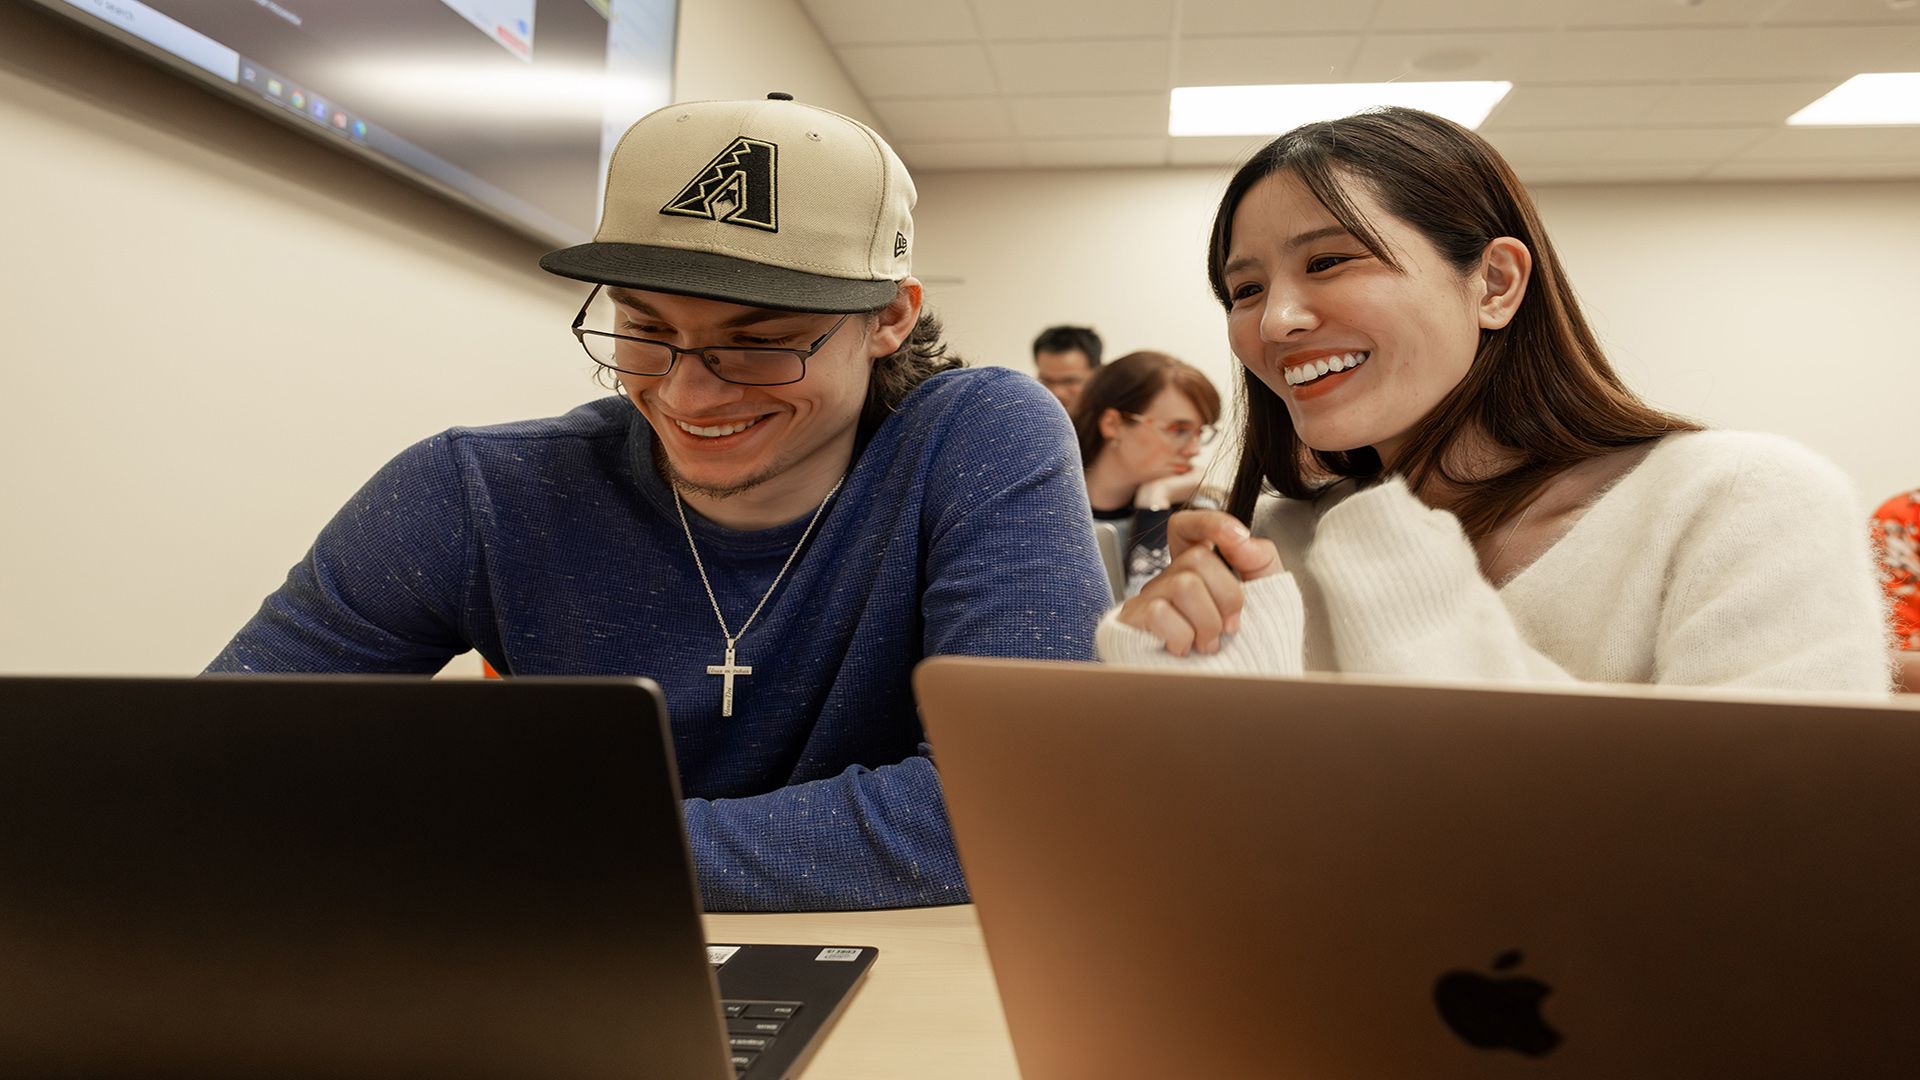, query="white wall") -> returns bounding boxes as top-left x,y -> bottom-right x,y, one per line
913,169 -> 1920,505
1532,181 -> 1918,506
0,0 -> 872,675
674,0 -> 877,128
